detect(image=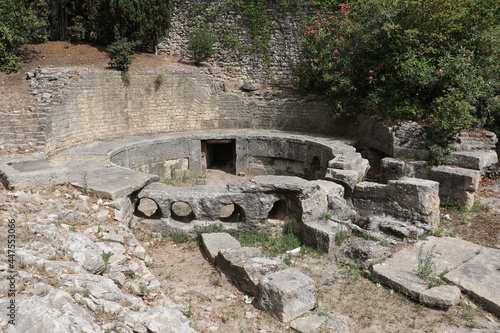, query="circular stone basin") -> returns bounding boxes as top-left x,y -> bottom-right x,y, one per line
109,129 -> 358,182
